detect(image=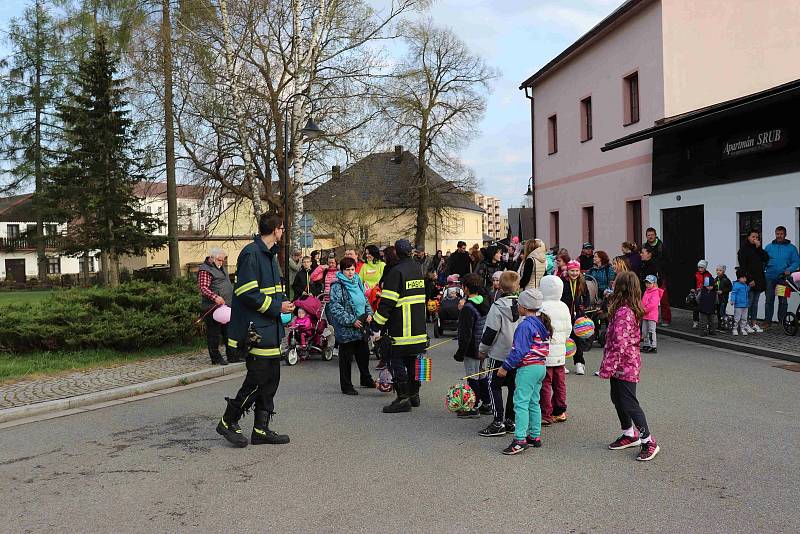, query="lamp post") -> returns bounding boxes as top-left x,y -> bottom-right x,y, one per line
282,92 -> 324,286
524,176 -> 535,240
